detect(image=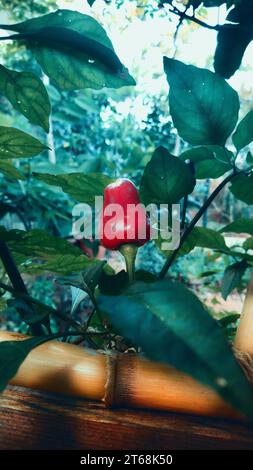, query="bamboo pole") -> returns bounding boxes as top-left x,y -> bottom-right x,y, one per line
0,331 -> 240,420
235,270 -> 253,355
